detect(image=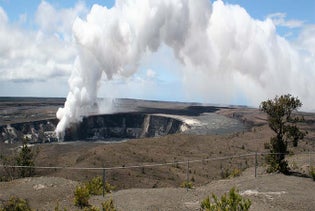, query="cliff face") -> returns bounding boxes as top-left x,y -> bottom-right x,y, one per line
0,119 -> 59,143
0,113 -> 185,143
64,113 -> 184,141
